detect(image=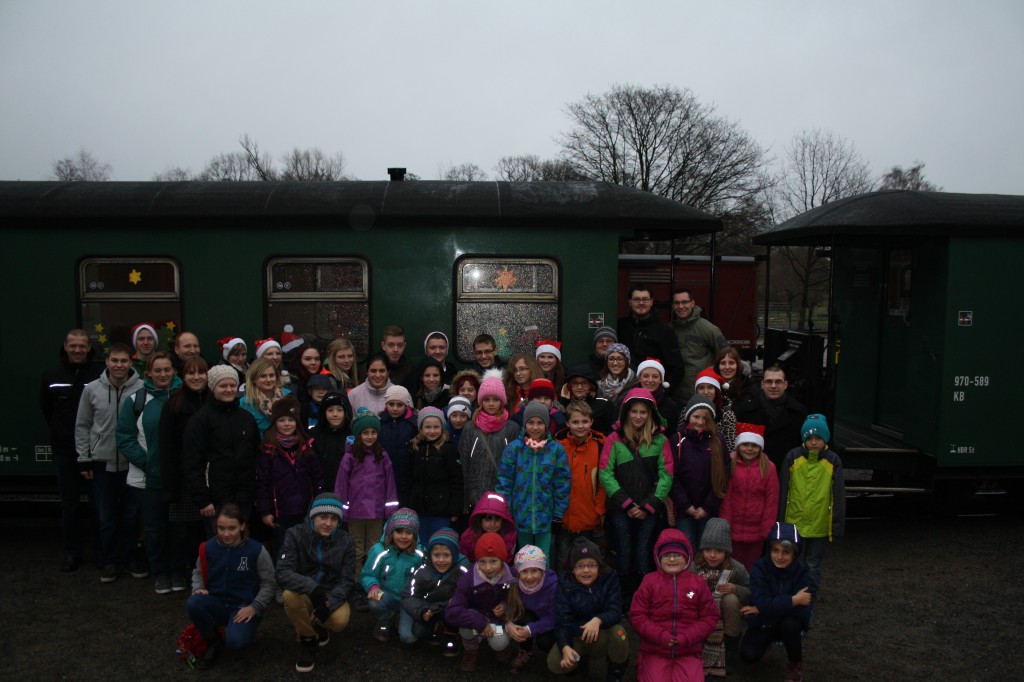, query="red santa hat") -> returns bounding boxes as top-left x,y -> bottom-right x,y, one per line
254,337 -> 281,359
535,339 -> 562,361
217,336 -> 246,362
636,357 -> 669,389
280,324 -> 304,353
694,367 -> 723,391
131,323 -> 157,348
734,422 -> 765,450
